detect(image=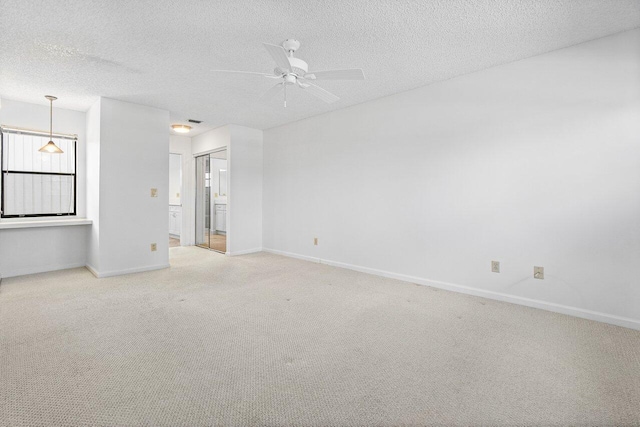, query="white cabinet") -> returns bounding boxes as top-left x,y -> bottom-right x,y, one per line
169,206 -> 182,236
215,204 -> 226,232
